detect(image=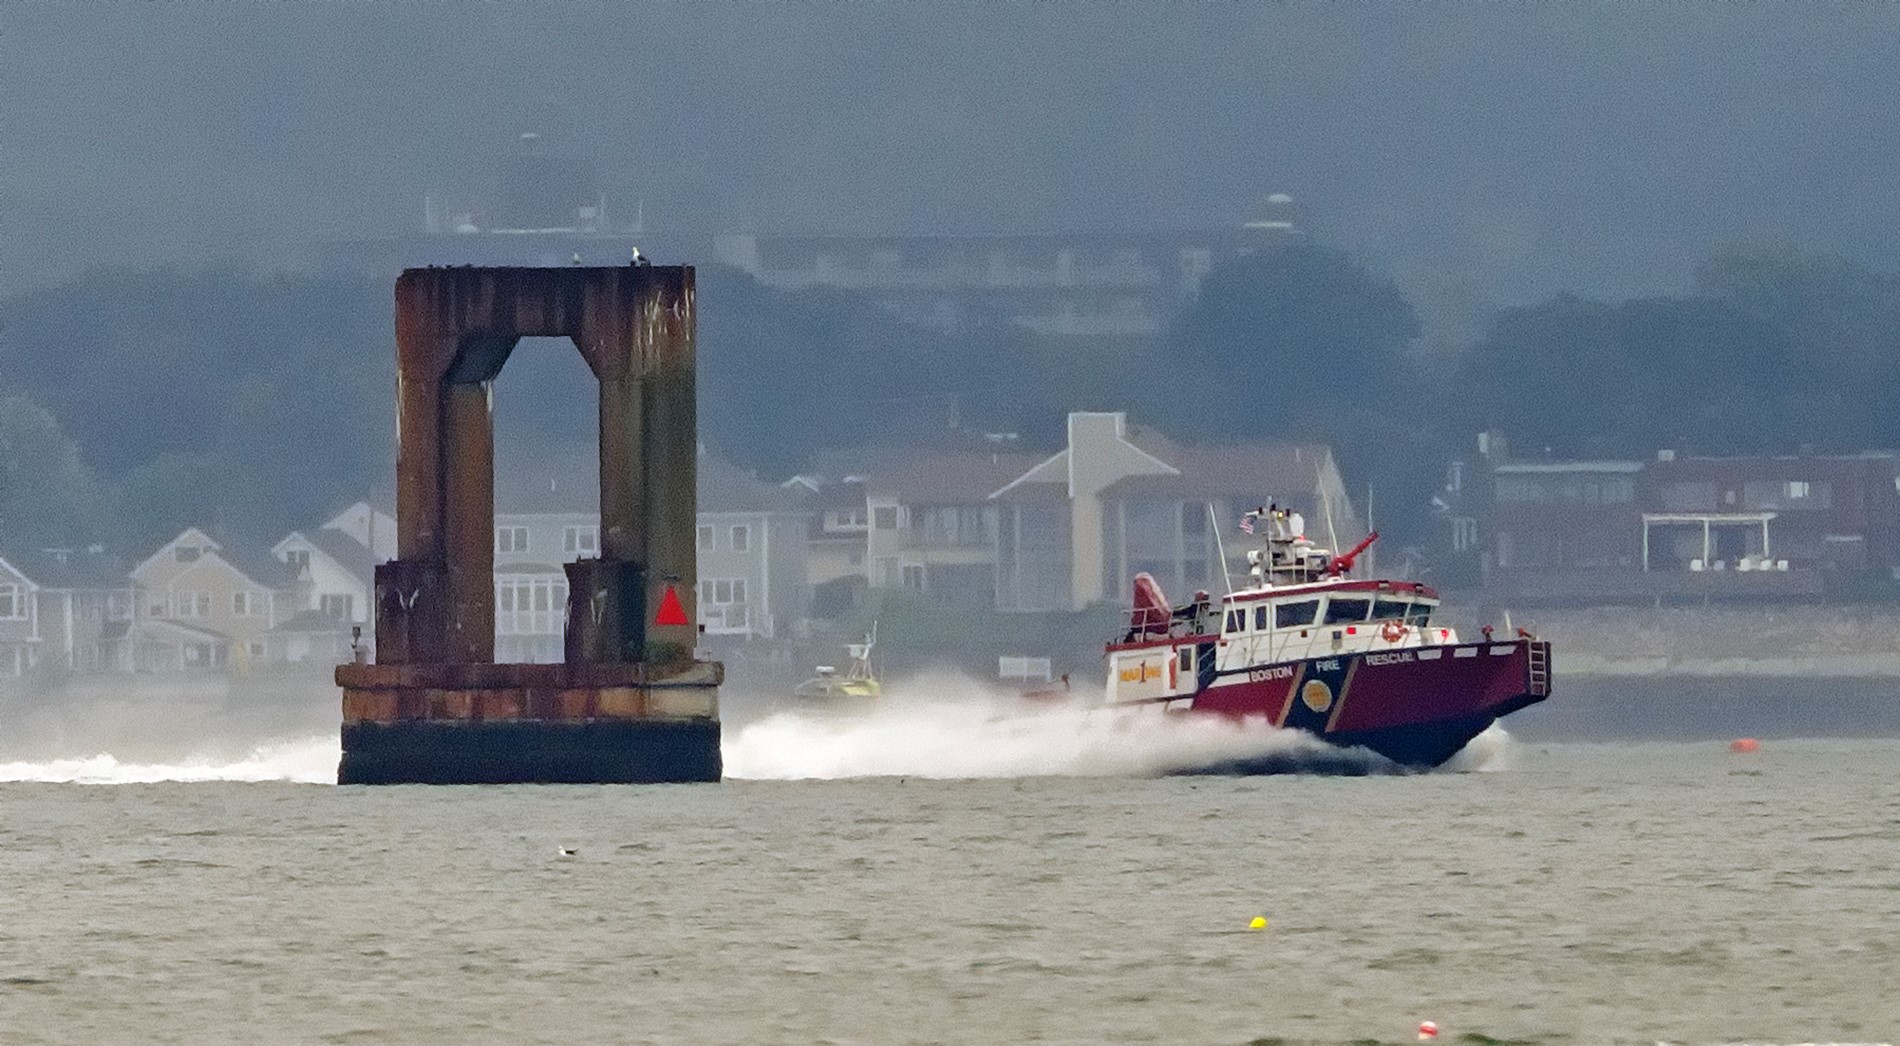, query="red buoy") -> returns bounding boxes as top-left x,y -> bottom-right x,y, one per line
1729,738 -> 1761,754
